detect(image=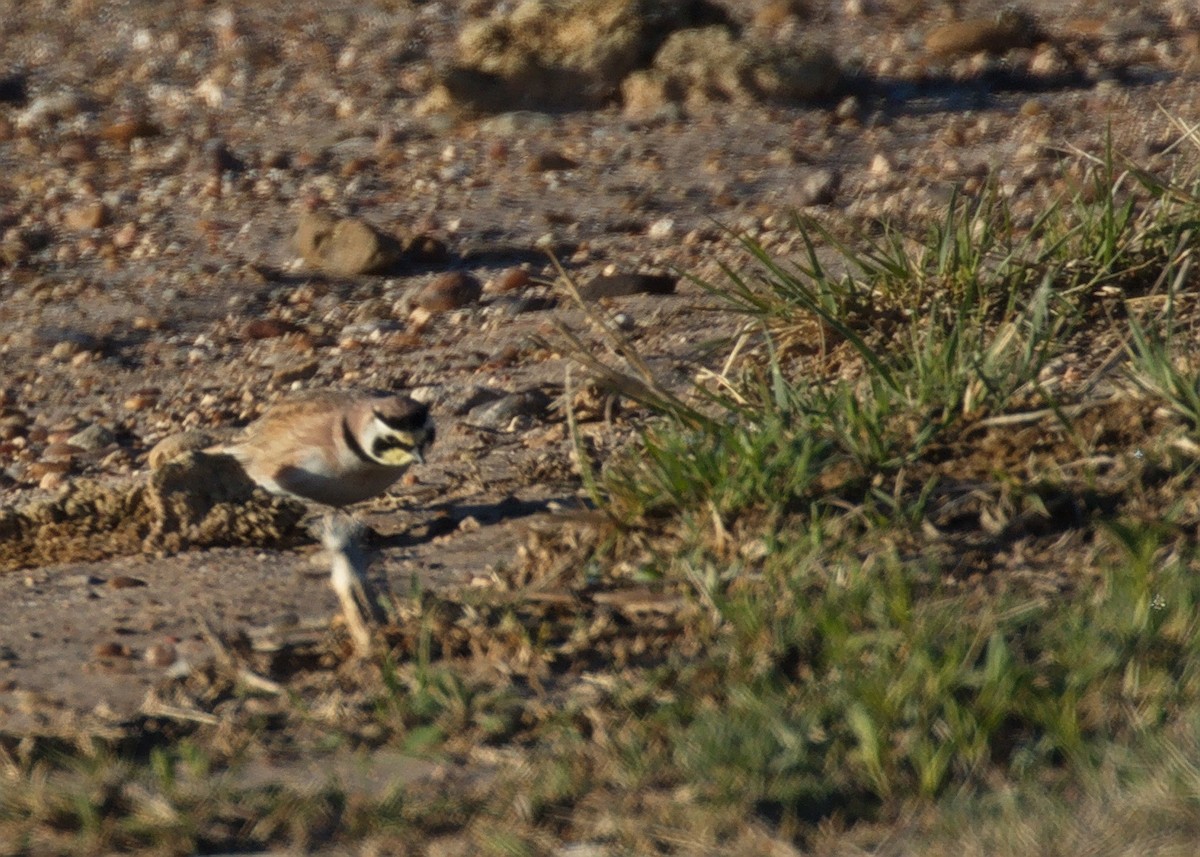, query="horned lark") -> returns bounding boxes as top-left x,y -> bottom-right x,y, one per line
212,390 -> 435,507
